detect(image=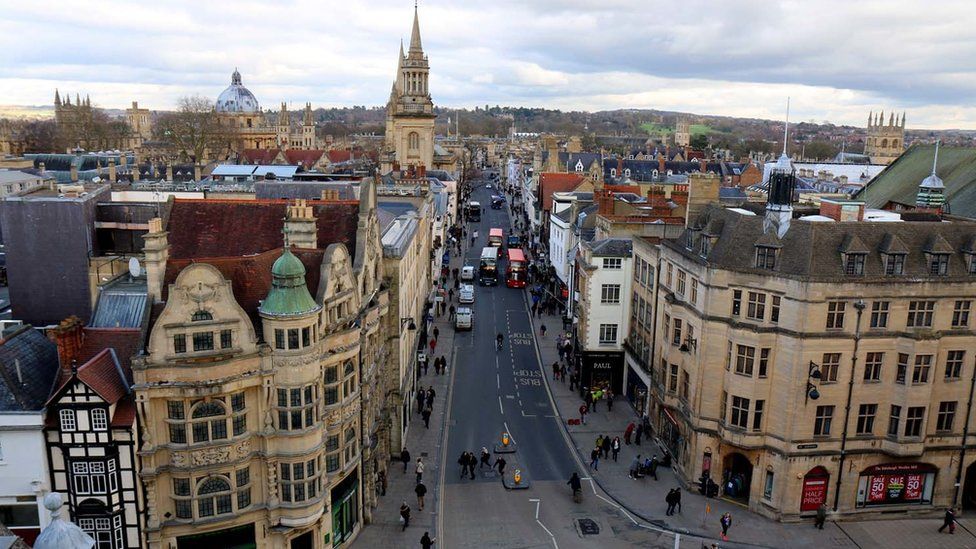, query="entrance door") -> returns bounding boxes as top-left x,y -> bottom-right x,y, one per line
723,453 -> 753,501
963,462 -> 976,510
290,531 -> 313,549
801,466 -> 830,512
